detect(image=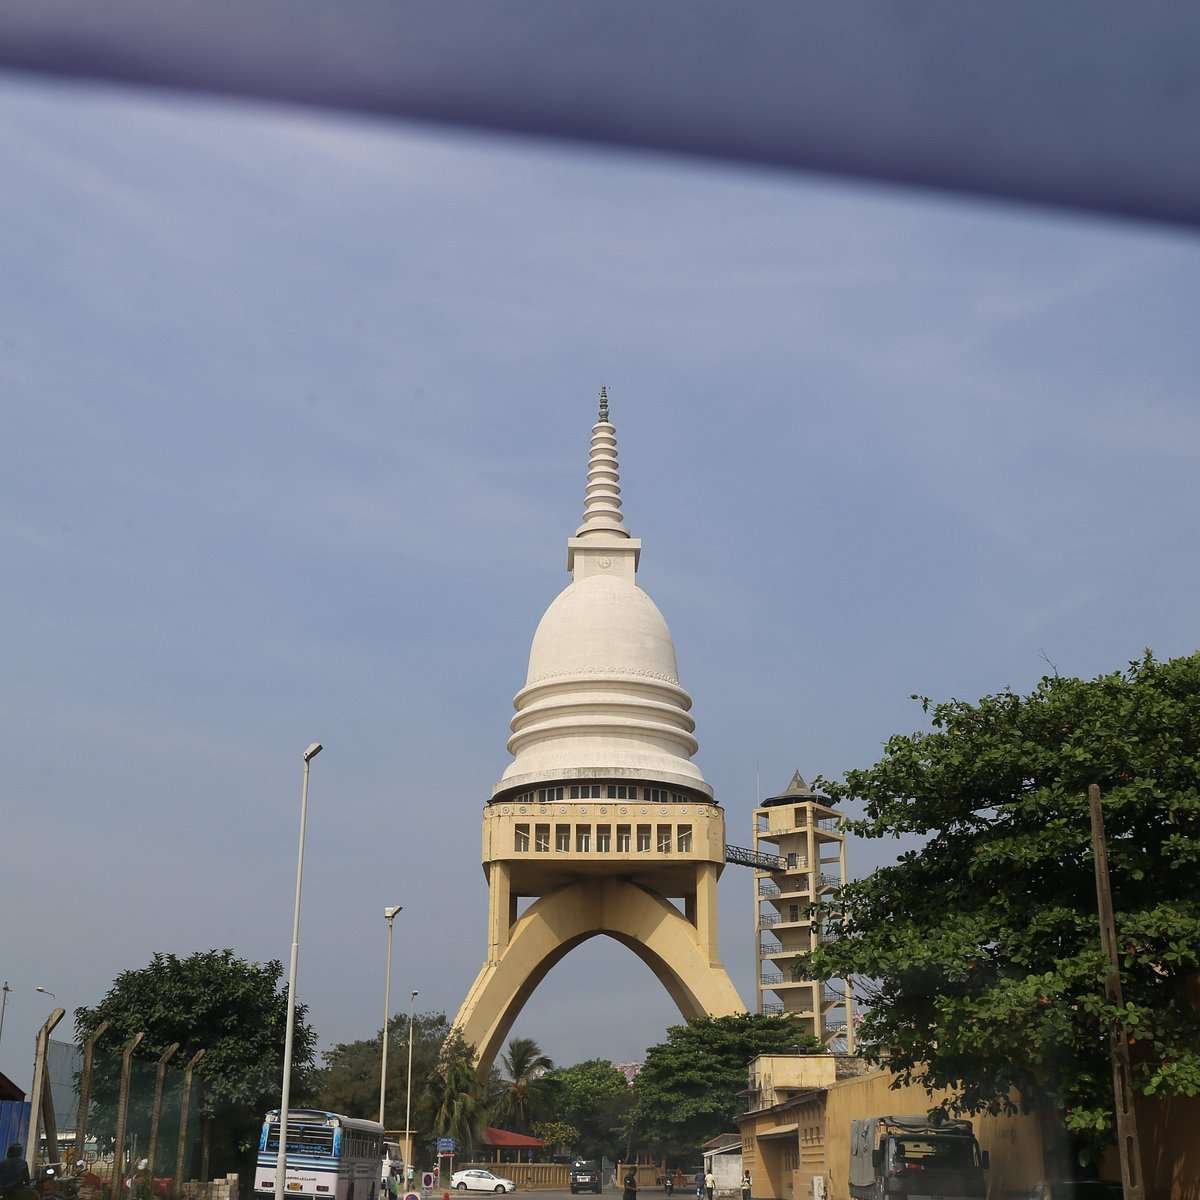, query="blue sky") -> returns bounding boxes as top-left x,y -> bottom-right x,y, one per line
1,71 -> 1197,1086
